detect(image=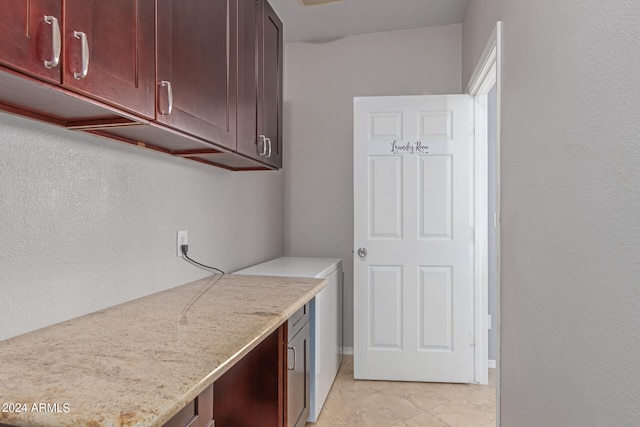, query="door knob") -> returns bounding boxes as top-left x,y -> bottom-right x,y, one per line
357,247 -> 367,258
